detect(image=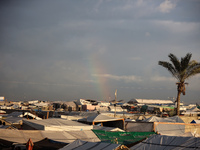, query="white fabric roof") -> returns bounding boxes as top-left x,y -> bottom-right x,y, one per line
86,114 -> 123,123
59,139 -> 120,150
23,118 -> 93,131
0,129 -> 100,144
128,99 -> 173,104
130,134 -> 200,150
143,116 -> 184,123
